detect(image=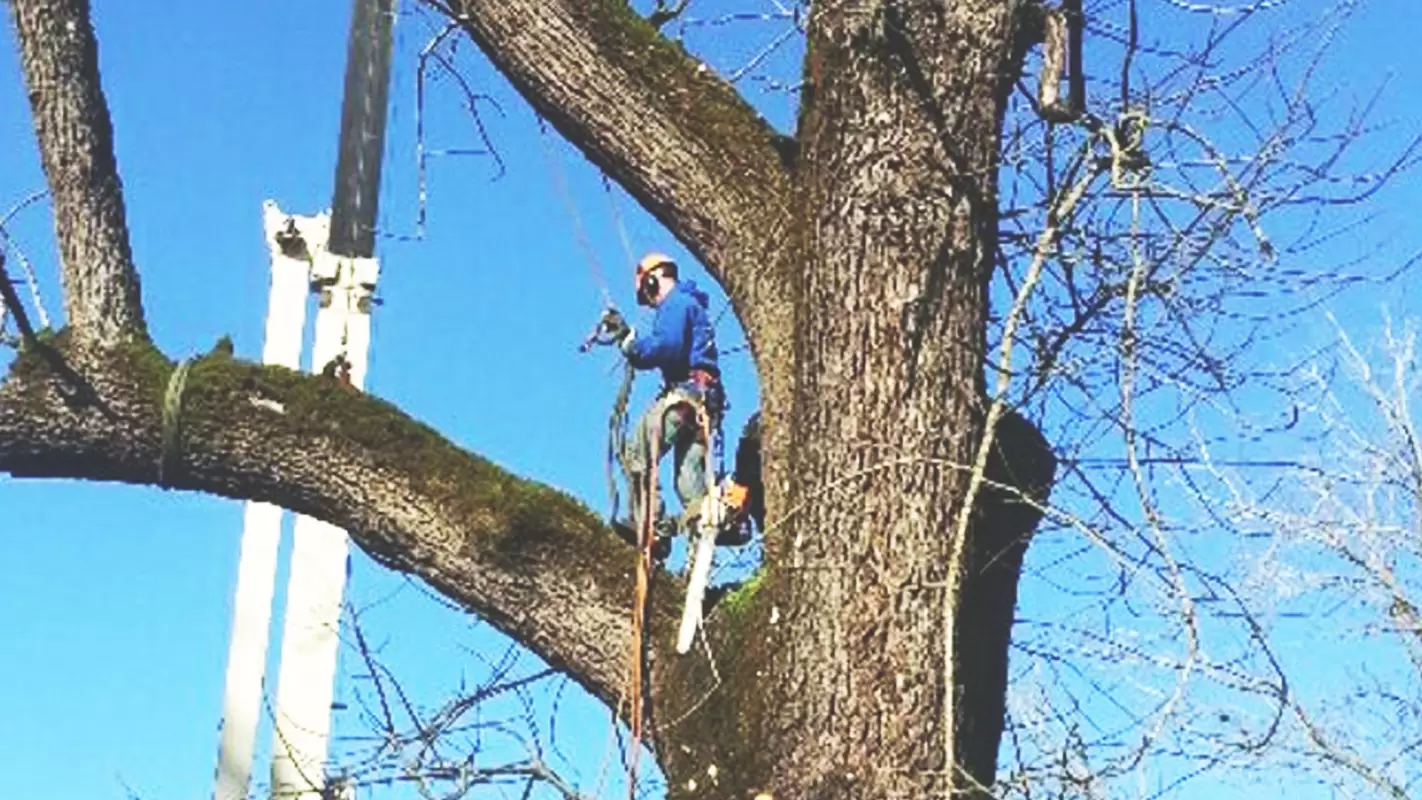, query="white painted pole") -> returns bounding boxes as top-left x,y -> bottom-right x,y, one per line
214,203 -> 323,800
269,248 -> 379,800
